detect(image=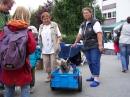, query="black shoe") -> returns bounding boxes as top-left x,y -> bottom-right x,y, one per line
0,82 -> 4,90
